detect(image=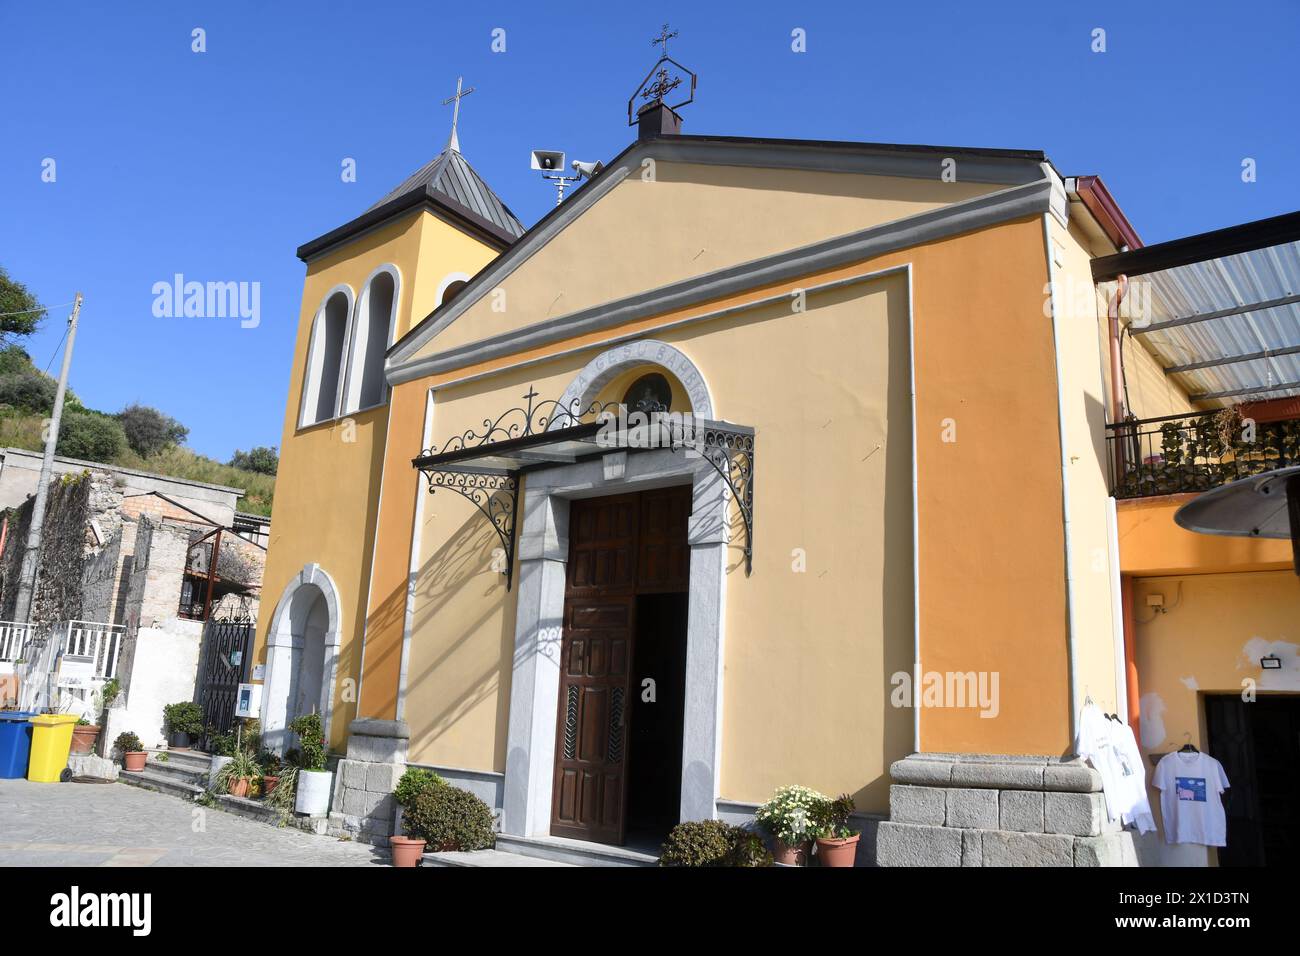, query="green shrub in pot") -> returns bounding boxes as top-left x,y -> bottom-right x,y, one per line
658,820 -> 773,867
162,701 -> 203,747
401,783 -> 495,851
394,767 -> 445,809
288,713 -> 332,815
